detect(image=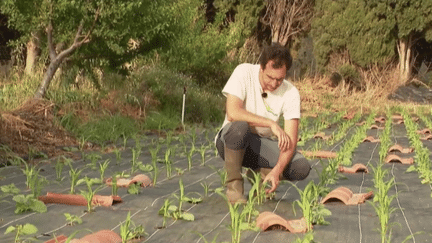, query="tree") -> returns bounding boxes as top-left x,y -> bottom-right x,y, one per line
261,0 -> 314,46
312,0 -> 432,81
1,0 -> 172,98
388,0 -> 432,81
